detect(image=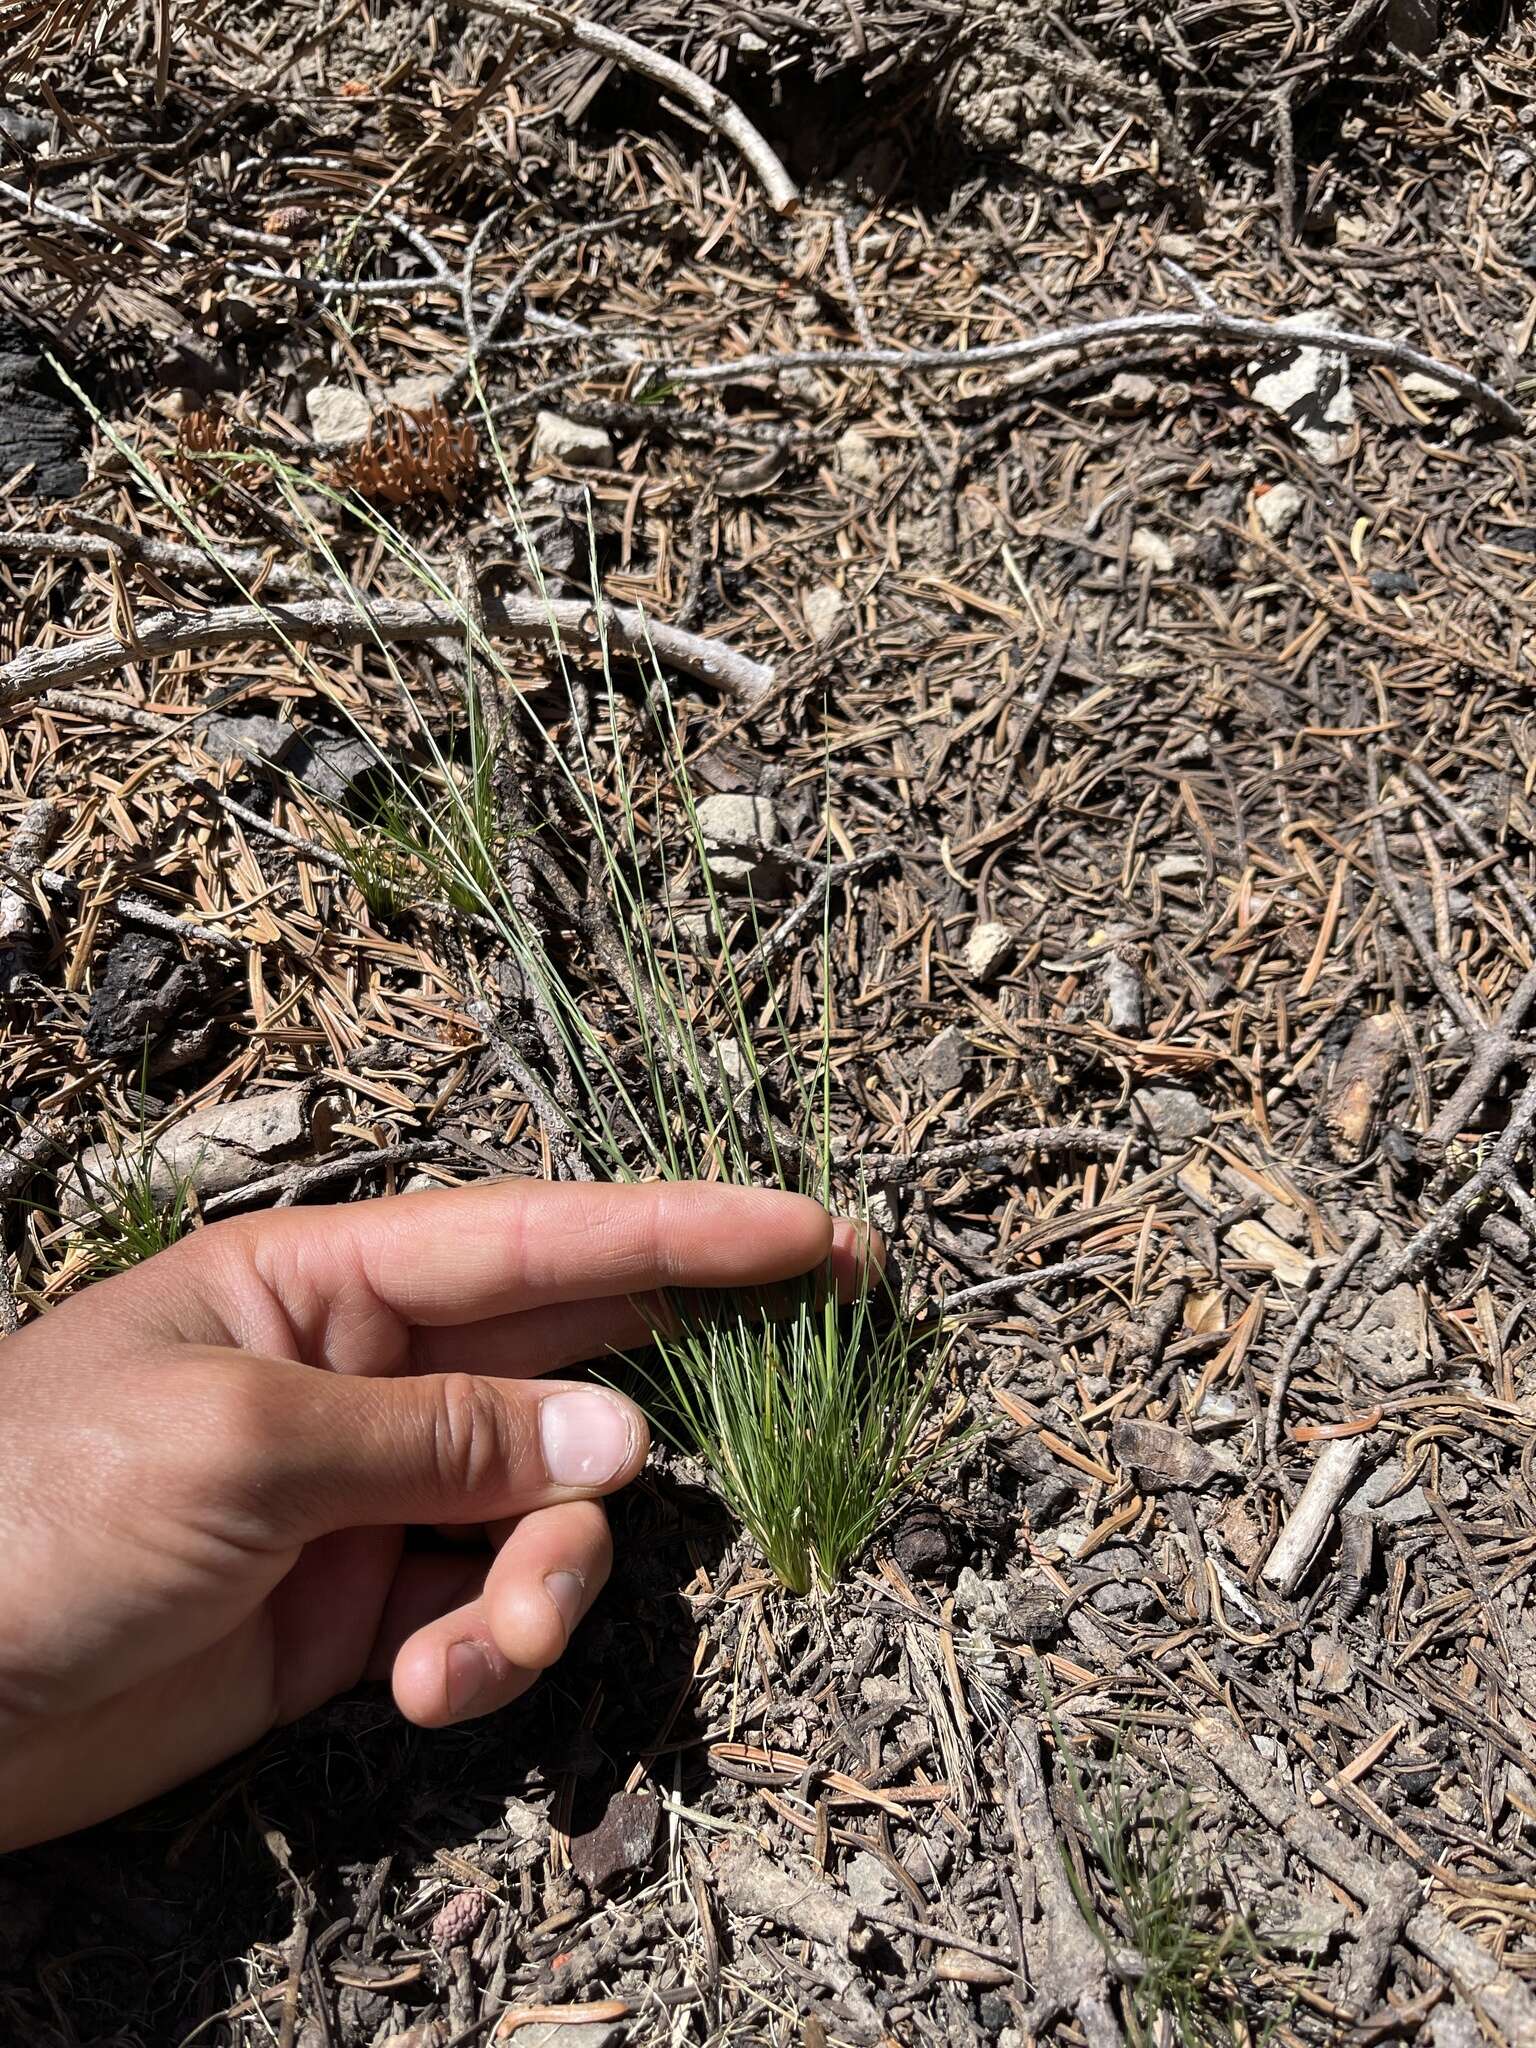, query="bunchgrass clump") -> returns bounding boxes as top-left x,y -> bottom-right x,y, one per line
76,1129 -> 199,1275
78,386 -> 952,1594
319,687 -> 506,919
1059,1723 -> 1298,2045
